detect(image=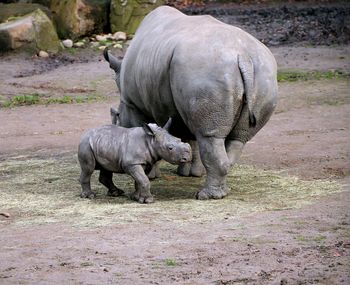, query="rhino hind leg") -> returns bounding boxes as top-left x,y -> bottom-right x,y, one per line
225,140 -> 245,167
78,145 -> 97,199
98,169 -> 125,197
196,137 -> 230,200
